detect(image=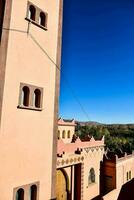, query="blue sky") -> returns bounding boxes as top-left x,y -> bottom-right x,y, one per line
59,0 -> 134,124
